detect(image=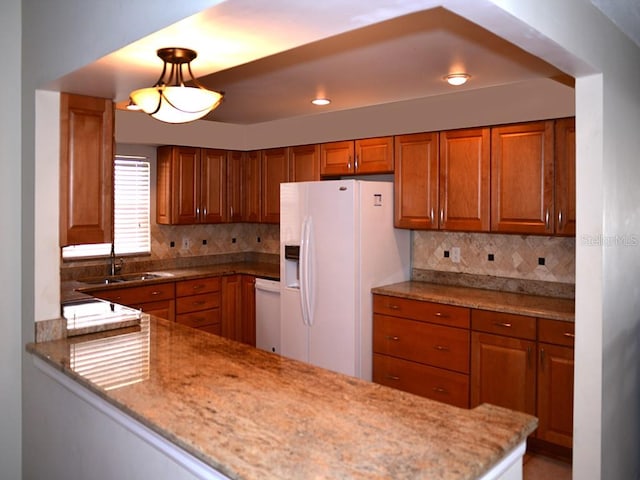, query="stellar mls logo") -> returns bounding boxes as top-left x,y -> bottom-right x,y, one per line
581,234 -> 639,247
